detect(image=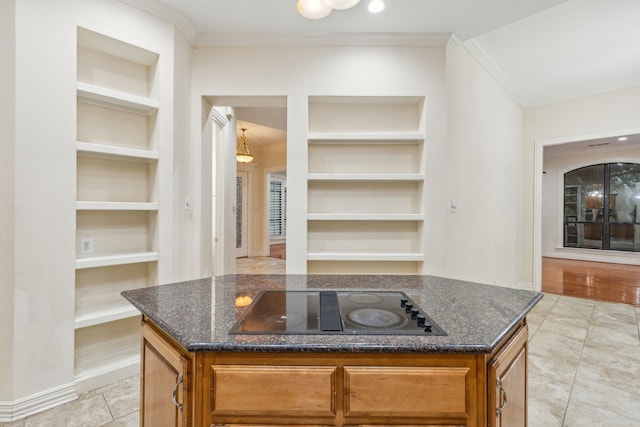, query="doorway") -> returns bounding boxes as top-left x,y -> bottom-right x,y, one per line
207,96 -> 288,275
533,130 -> 640,292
